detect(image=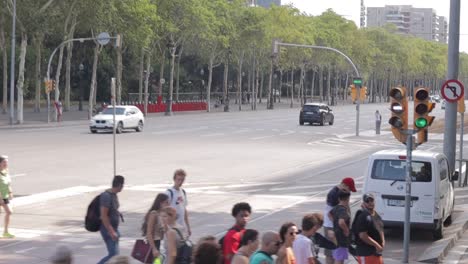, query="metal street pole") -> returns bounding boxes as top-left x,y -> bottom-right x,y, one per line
403,131 -> 414,263
9,0 -> 16,125
111,78 -> 116,176
443,0 -> 461,170
459,112 -> 464,187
